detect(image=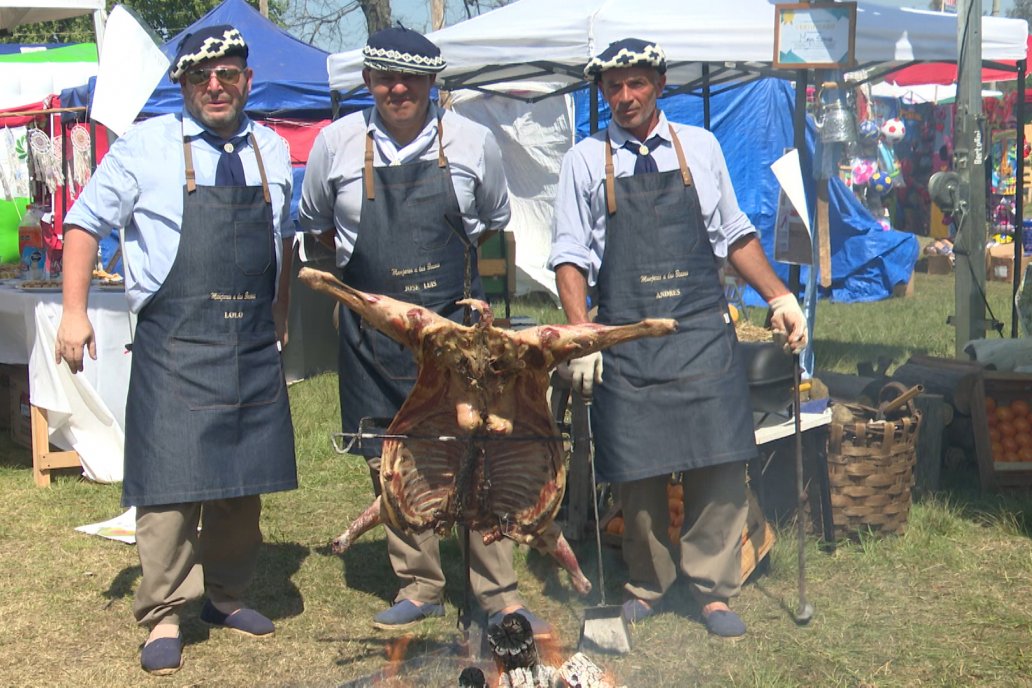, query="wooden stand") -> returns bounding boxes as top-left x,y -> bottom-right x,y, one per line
30,404 -> 81,486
